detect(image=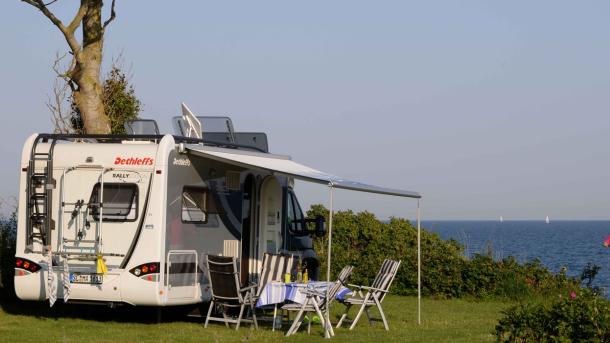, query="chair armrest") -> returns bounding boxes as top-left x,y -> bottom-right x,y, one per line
353,285 -> 389,293
240,284 -> 257,293
347,283 -> 367,290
